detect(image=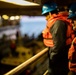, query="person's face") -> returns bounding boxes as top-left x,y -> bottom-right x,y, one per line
45,14 -> 50,21
72,19 -> 76,31
44,12 -> 51,21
